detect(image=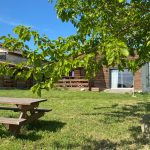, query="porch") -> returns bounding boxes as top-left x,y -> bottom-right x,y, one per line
55,76 -> 90,88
